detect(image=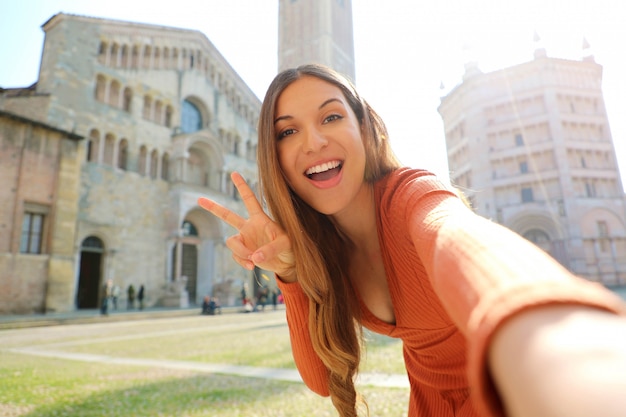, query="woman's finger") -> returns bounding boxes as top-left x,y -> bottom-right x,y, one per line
231,172 -> 265,218
197,197 -> 246,230
225,234 -> 254,263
